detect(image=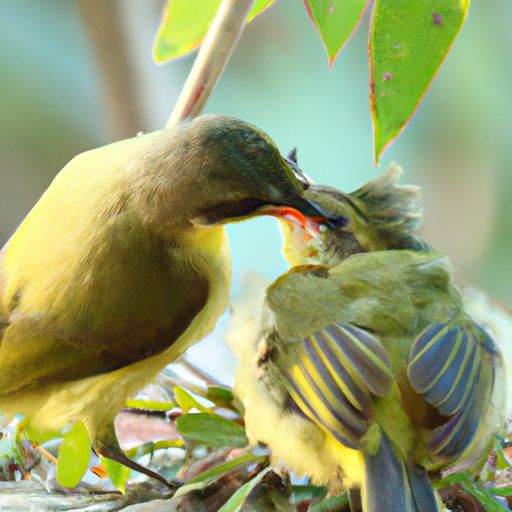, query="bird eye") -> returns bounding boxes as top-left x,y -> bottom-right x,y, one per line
332,215 -> 349,228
